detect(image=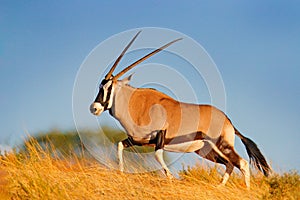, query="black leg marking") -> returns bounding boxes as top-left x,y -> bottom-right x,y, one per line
216,154 -> 229,165
121,136 -> 139,148
217,137 -> 241,168
121,130 -> 166,151
149,130 -> 166,151
196,148 -> 229,165
155,129 -> 166,151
